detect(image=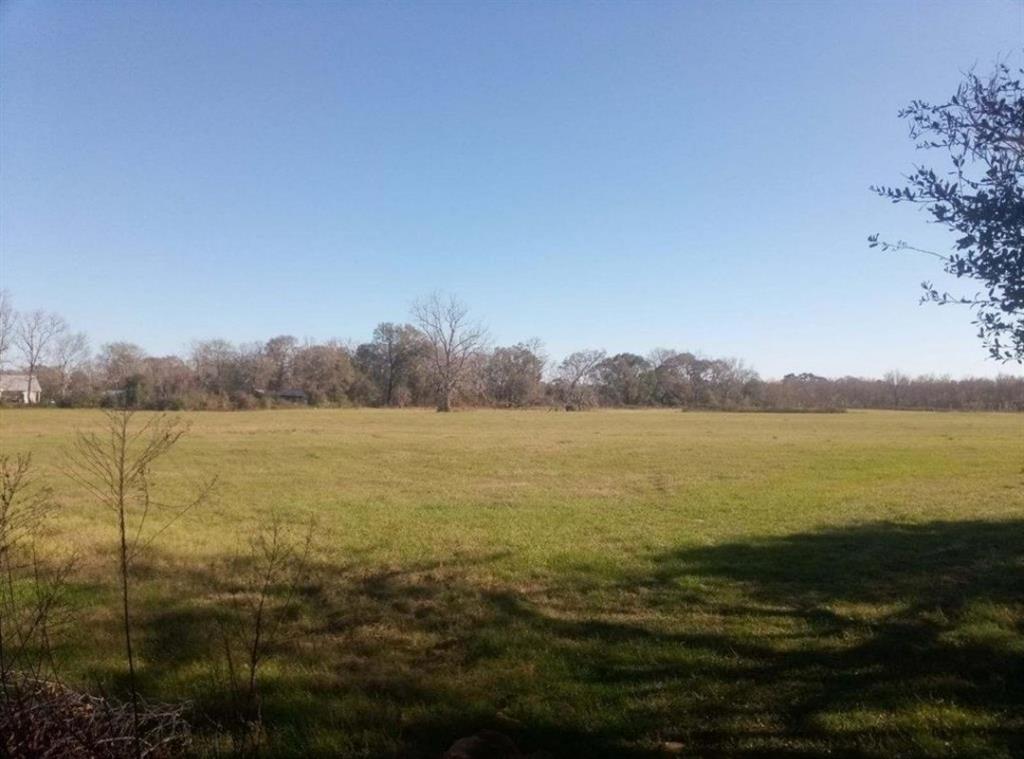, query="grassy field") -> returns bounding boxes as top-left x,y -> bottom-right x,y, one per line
1,408 -> 1022,757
